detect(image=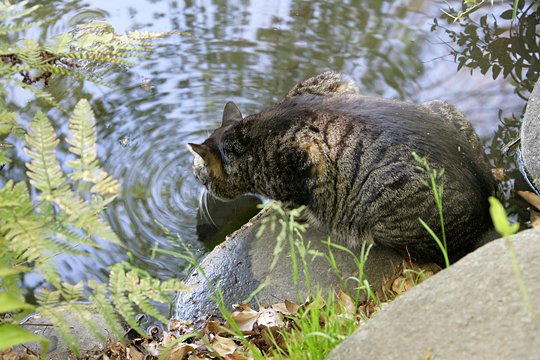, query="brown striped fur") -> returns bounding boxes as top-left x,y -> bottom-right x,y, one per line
188,72 -> 496,265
